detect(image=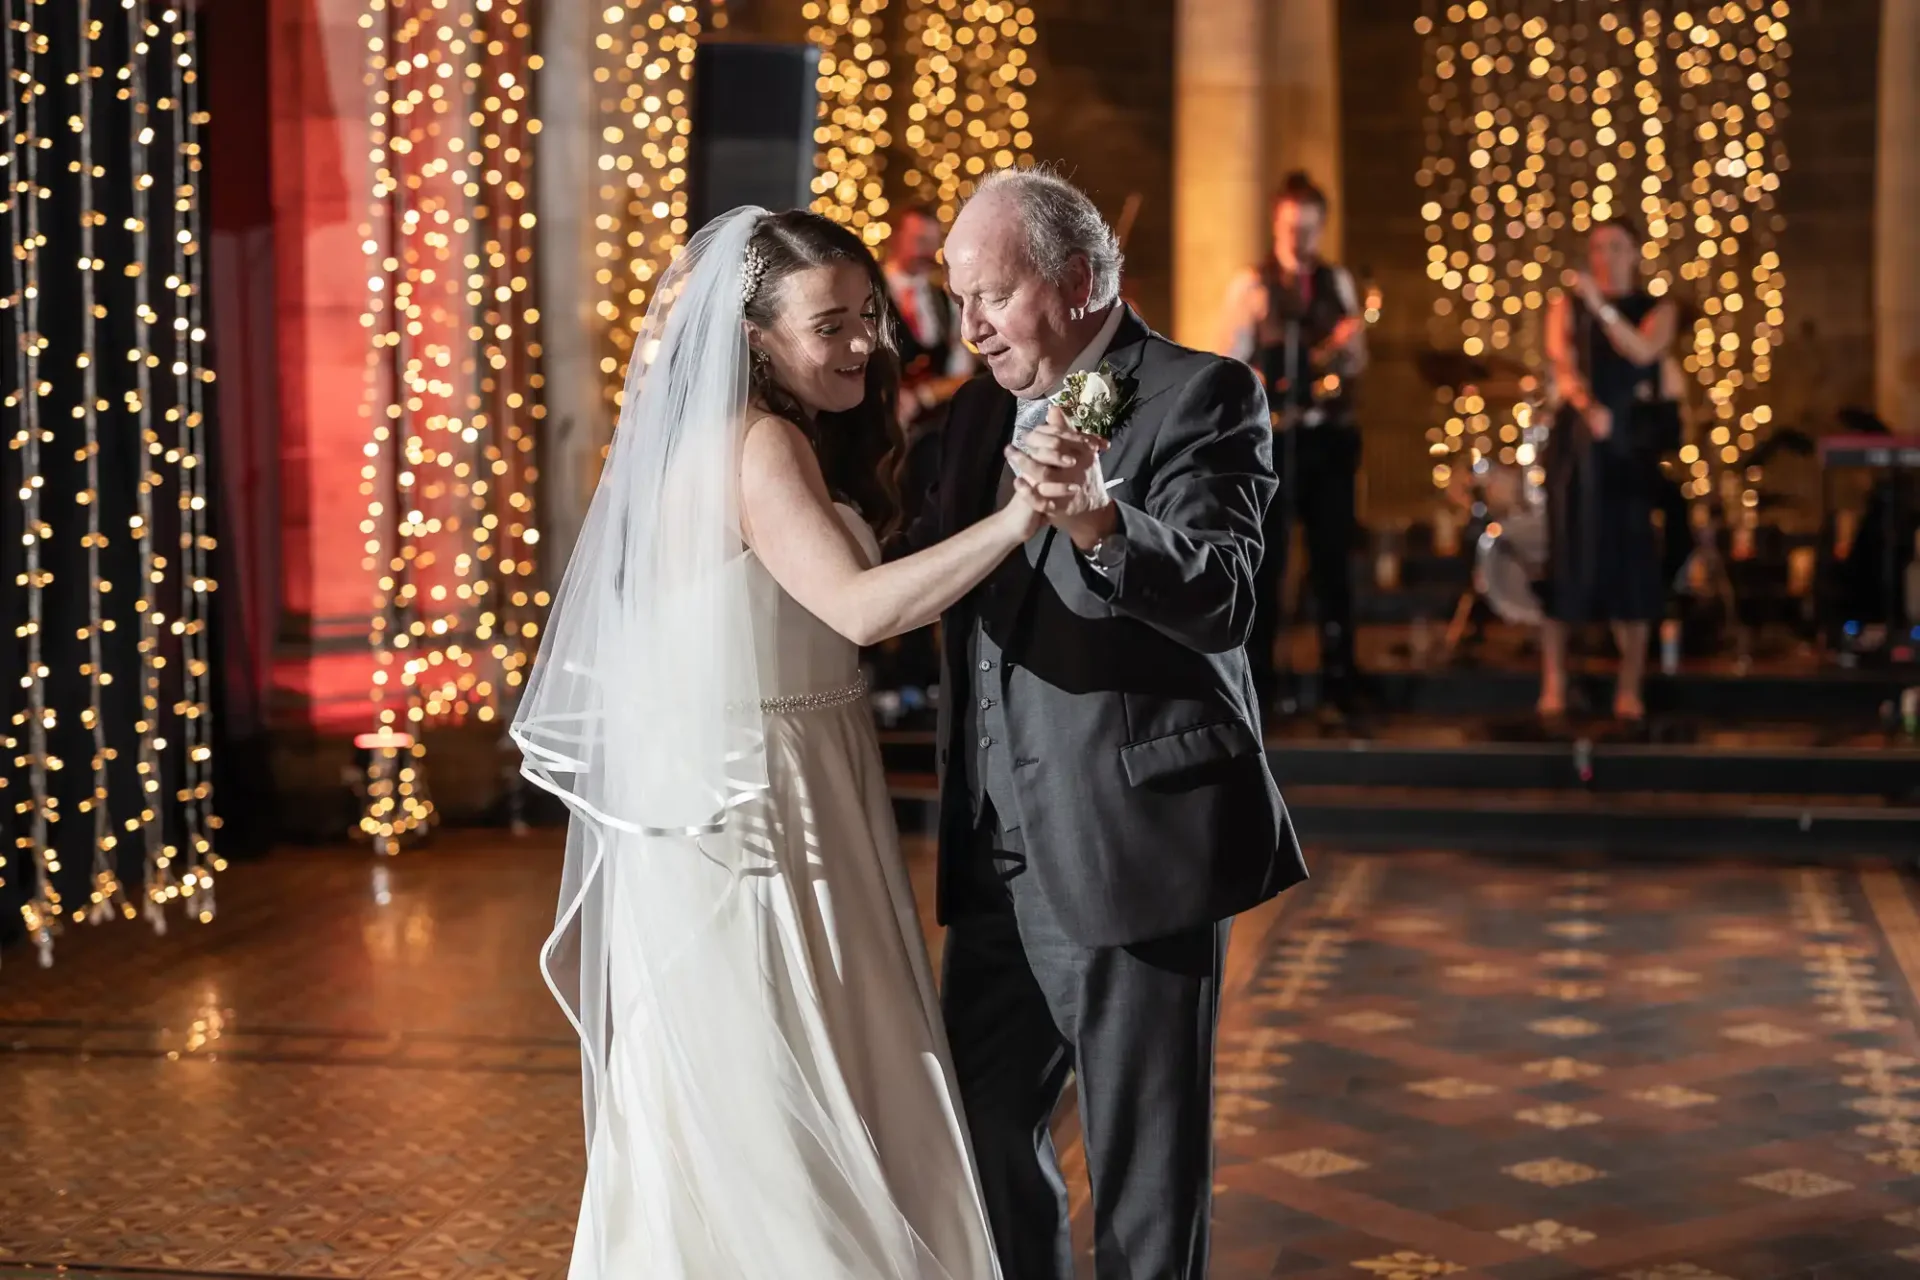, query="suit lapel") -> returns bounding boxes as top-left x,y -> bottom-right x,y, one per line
1083,307 -> 1161,504
1102,306 -> 1152,388
1013,307 -> 1159,604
